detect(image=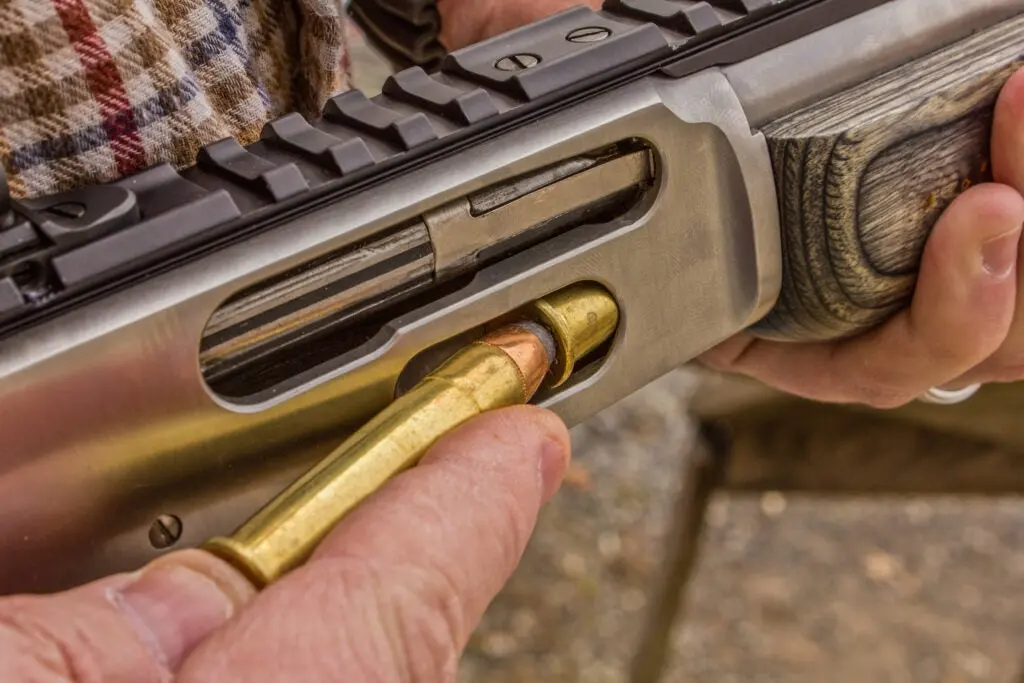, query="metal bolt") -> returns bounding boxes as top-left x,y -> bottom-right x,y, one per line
149,514 -> 183,549
566,26 -> 612,43
494,54 -> 540,71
